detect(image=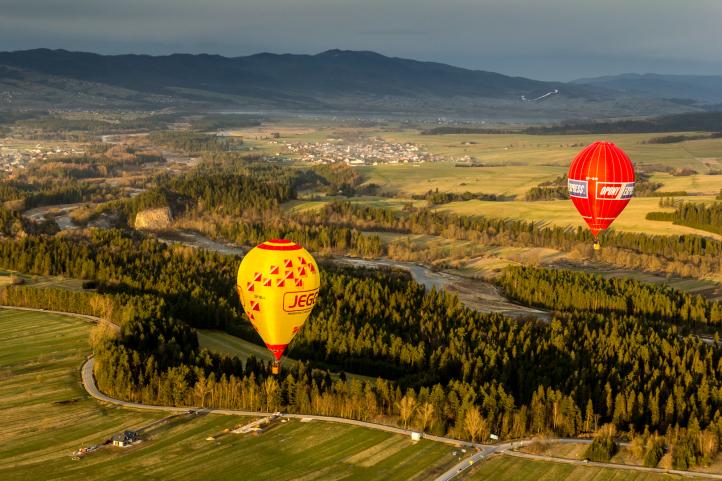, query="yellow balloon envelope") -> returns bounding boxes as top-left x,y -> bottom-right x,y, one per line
236,239 -> 320,371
